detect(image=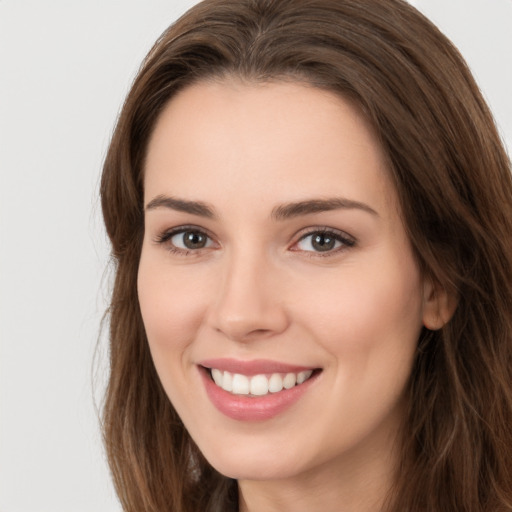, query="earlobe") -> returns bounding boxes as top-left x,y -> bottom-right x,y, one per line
422,278 -> 458,331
